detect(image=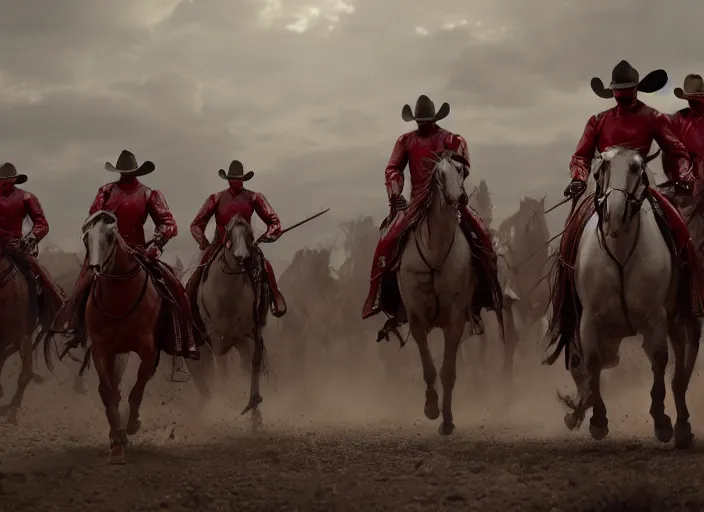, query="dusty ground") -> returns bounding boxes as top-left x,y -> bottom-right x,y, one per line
1,334 -> 704,511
